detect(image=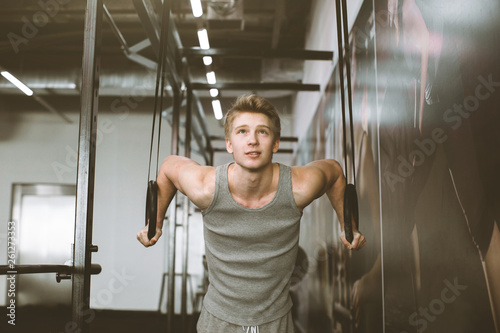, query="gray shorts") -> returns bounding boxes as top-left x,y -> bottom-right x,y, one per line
196,306 -> 295,333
